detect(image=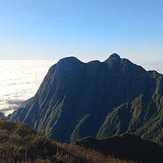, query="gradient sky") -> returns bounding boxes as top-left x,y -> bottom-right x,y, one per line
0,0 -> 163,64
